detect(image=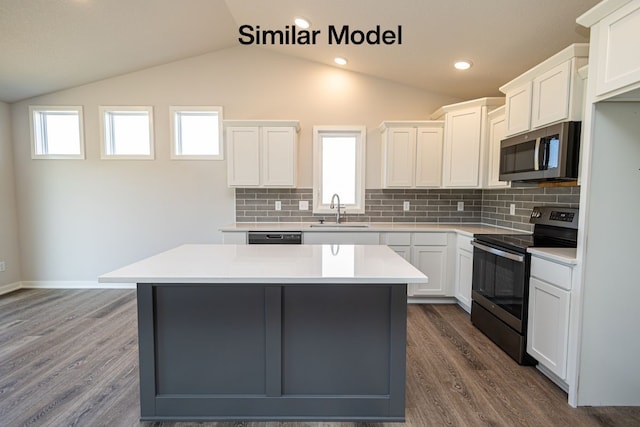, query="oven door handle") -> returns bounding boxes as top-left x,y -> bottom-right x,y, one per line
471,241 -> 525,263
